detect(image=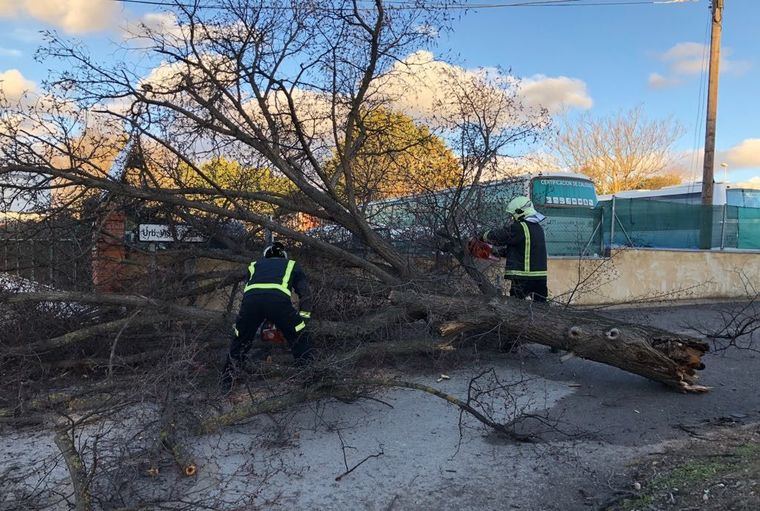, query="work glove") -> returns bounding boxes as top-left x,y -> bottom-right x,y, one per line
298,310 -> 311,321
